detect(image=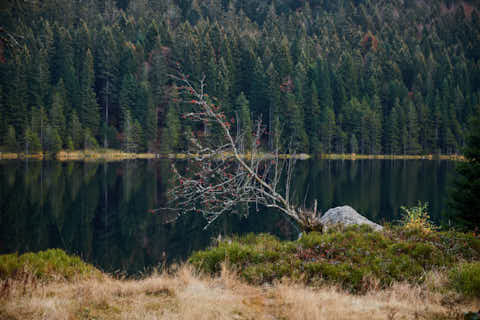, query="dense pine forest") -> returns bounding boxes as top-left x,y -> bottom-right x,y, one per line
1,0 -> 480,155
